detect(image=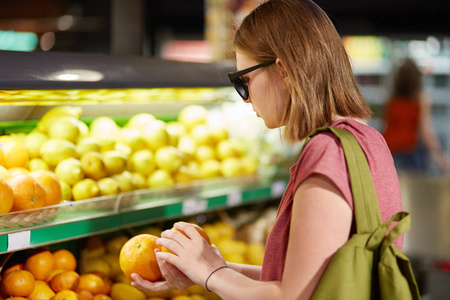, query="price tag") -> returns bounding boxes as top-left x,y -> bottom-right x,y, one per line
182,198 -> 208,216
8,231 -> 31,251
226,191 -> 242,207
271,180 -> 287,198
